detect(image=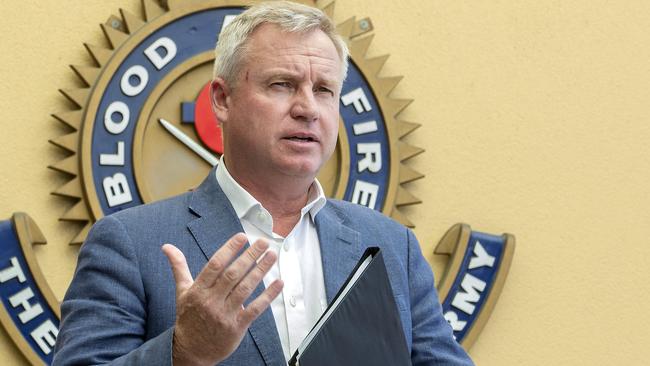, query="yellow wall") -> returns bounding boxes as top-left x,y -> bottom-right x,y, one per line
2,0 -> 649,364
